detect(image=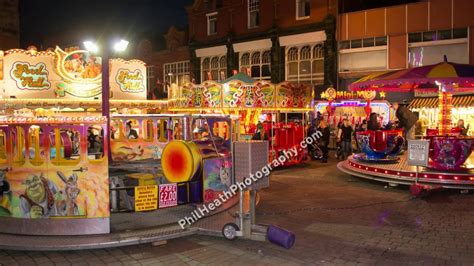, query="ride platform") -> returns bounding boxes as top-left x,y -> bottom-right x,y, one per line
338,154 -> 474,189
0,194 -> 242,251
